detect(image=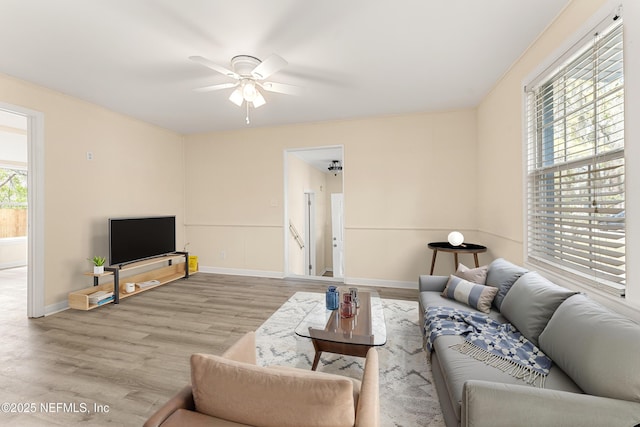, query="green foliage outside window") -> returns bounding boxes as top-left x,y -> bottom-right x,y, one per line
0,168 -> 27,207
